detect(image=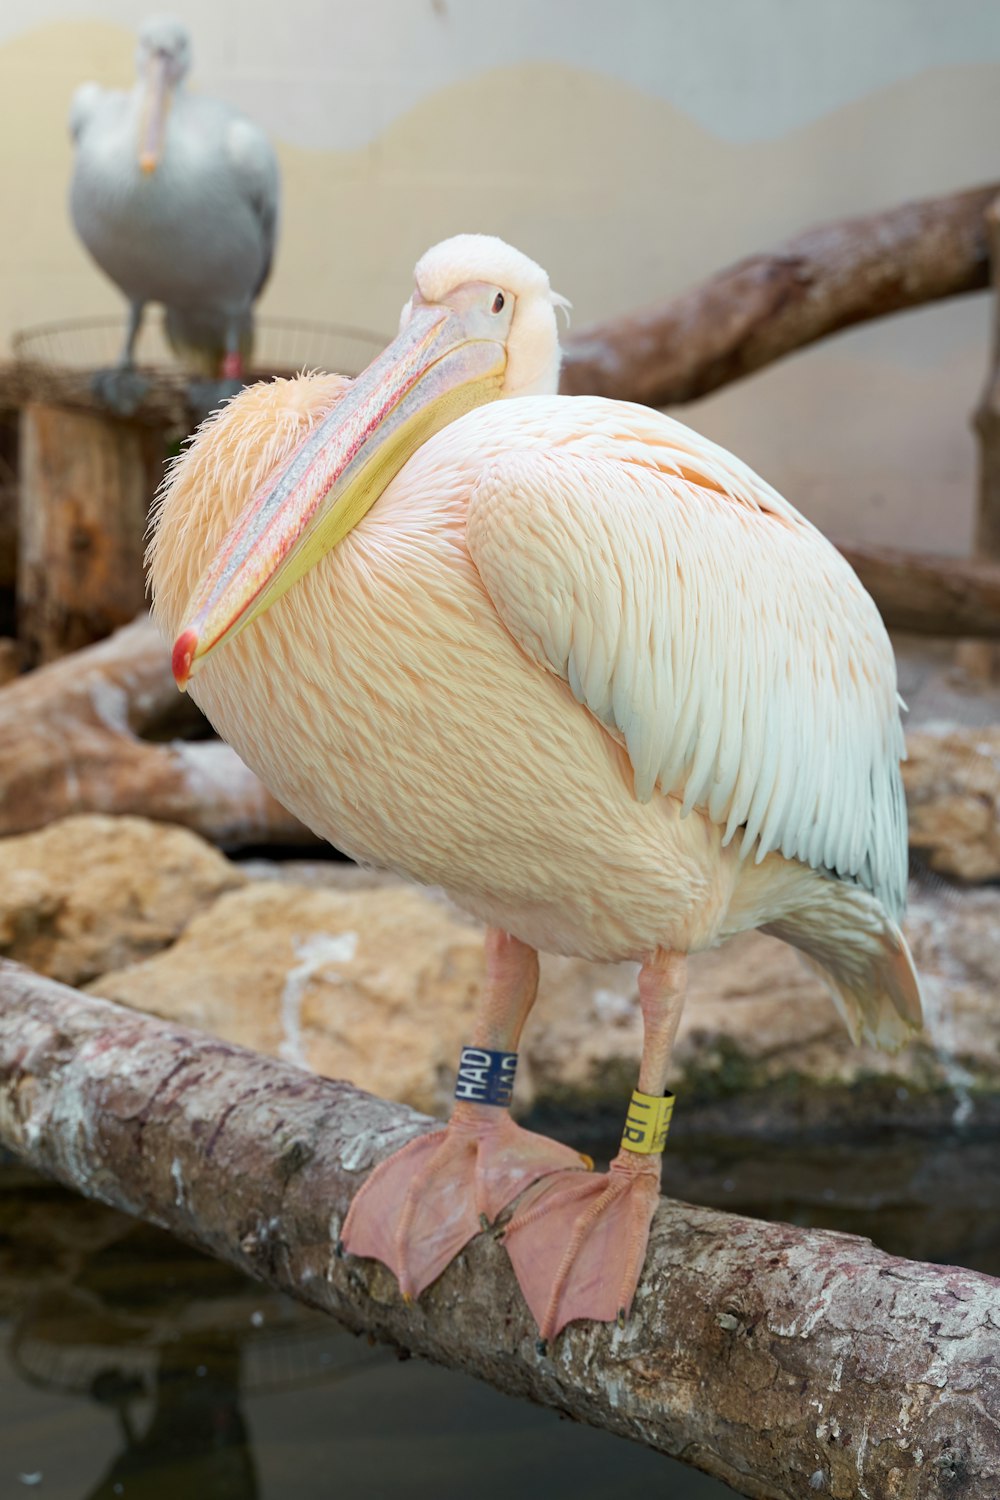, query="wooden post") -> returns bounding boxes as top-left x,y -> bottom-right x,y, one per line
17,402 -> 165,665
0,408 -> 16,597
